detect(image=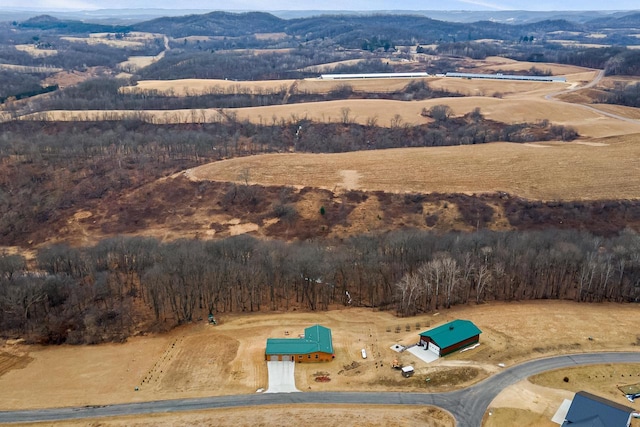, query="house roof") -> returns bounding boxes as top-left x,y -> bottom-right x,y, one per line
304,324 -> 333,354
562,391 -> 633,427
265,324 -> 333,355
419,319 -> 481,349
